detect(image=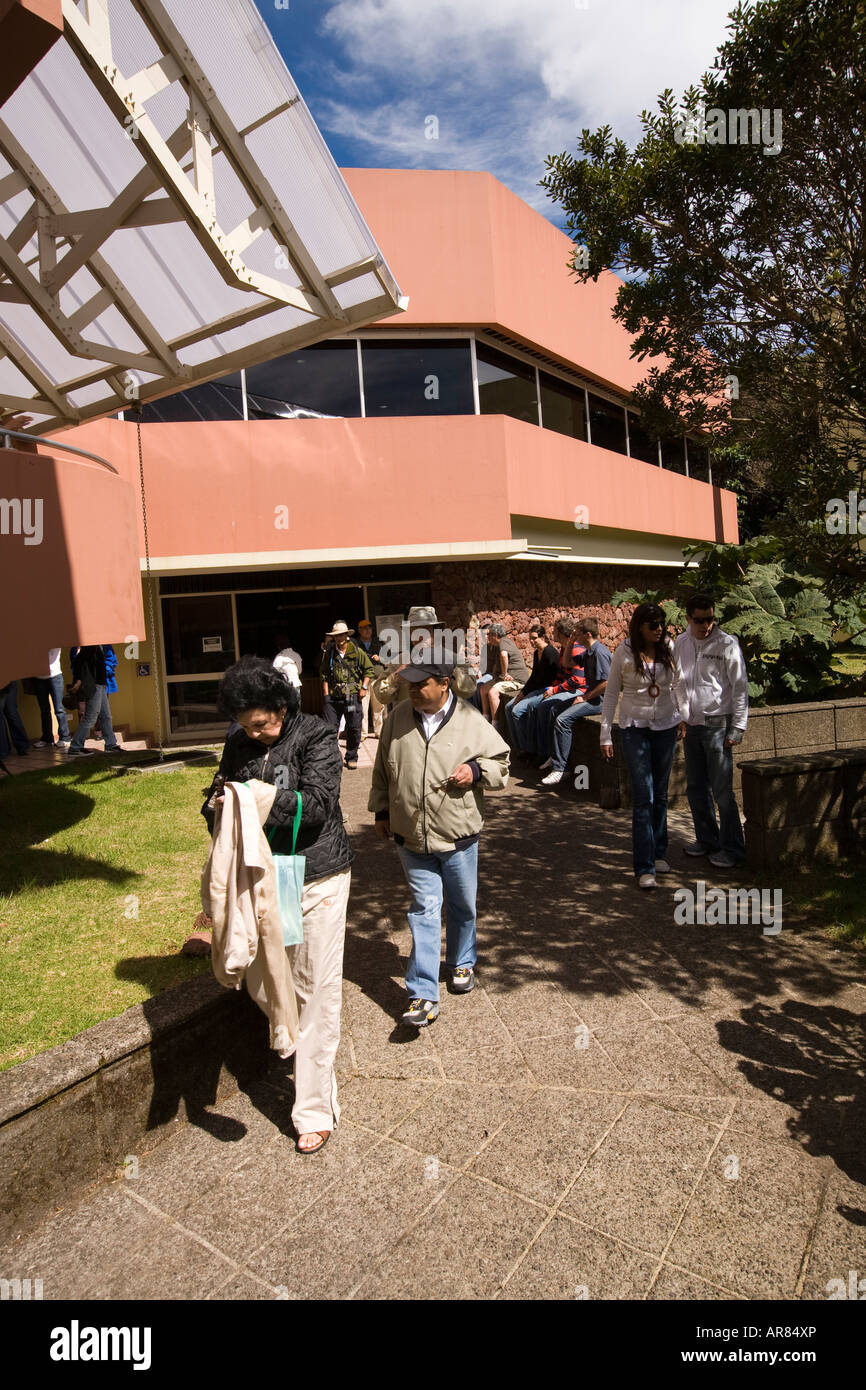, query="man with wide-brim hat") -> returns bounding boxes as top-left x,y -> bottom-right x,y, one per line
320,621 -> 374,769
370,606 -> 477,708
369,654 -> 509,1028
